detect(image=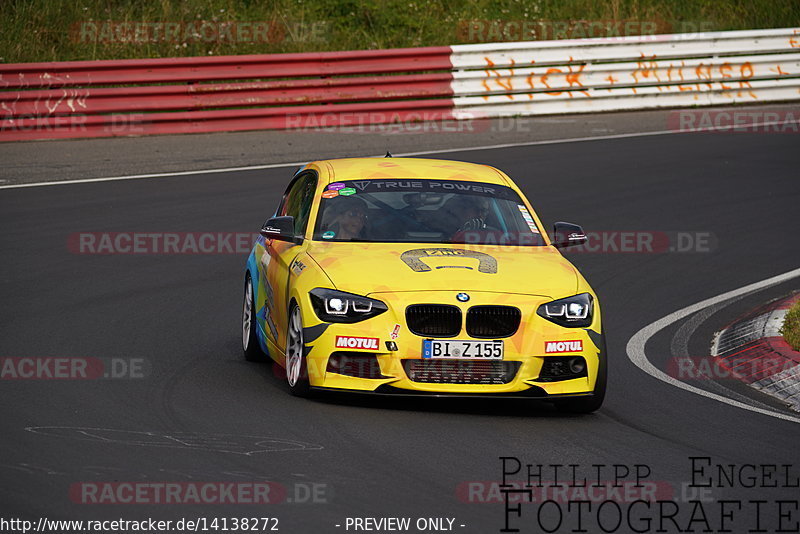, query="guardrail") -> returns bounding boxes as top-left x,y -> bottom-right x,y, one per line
1,28 -> 798,141
451,28 -> 800,117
